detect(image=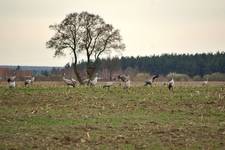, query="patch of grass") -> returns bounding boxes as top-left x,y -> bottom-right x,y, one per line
0,83 -> 225,149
